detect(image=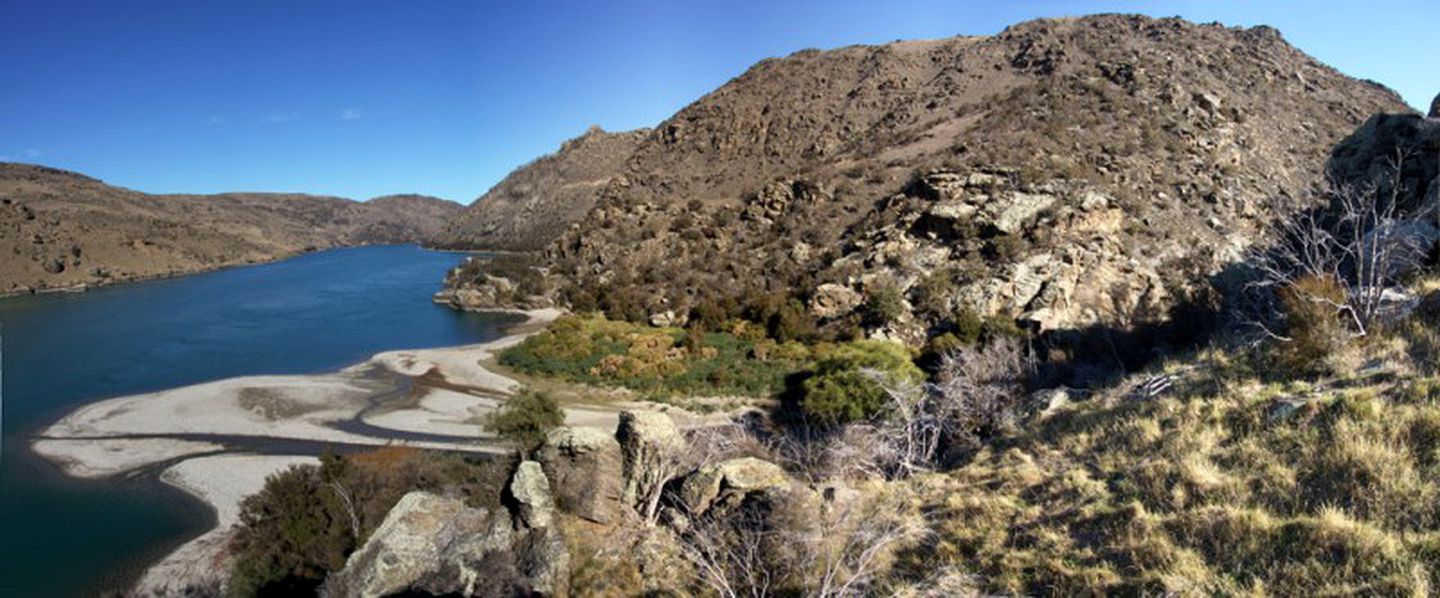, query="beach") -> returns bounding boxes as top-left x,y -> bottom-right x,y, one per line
29,308 -> 614,592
